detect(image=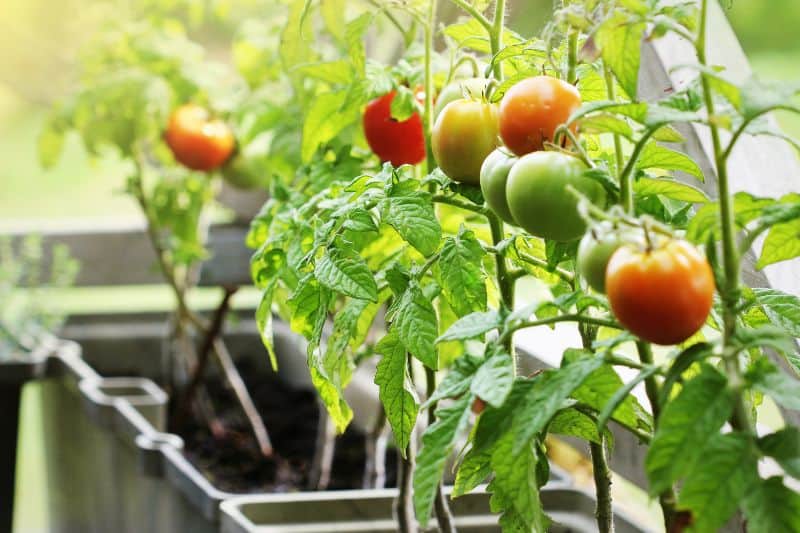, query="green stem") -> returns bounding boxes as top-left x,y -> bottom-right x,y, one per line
504,315 -> 620,343
490,0 -> 506,82
590,439 -> 614,533
697,0 -> 750,434
619,128 -> 656,214
514,250 -> 575,284
447,0 -> 492,33
423,0 -> 437,176
432,195 -> 490,216
603,63 -> 625,177
567,30 -> 579,84
489,212 -> 515,350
